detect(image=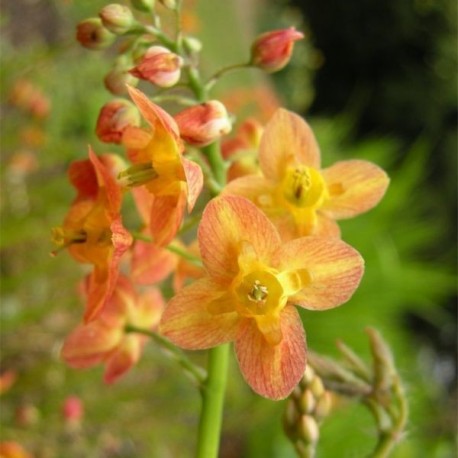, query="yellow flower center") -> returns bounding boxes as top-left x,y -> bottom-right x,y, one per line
118,162 -> 159,188
282,165 -> 326,209
235,270 -> 284,318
